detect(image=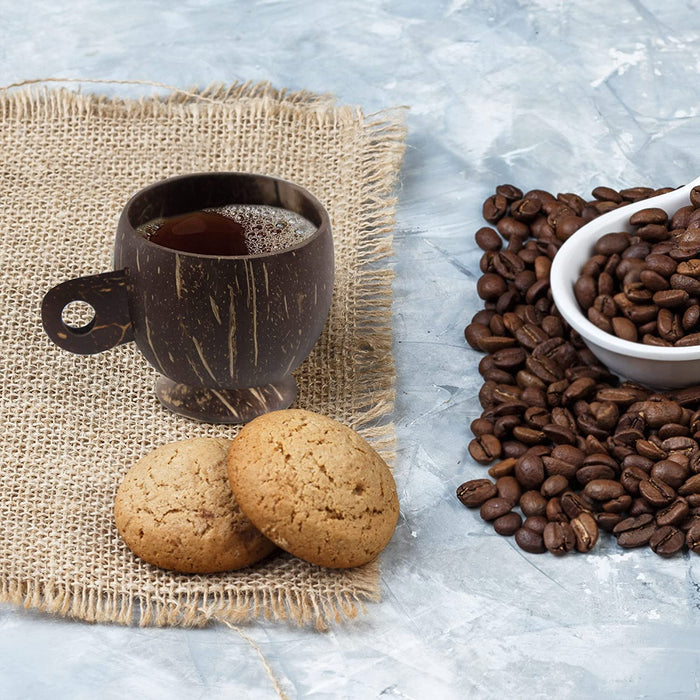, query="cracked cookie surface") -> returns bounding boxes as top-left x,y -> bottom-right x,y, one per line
114,437 -> 276,573
227,409 -> 399,568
